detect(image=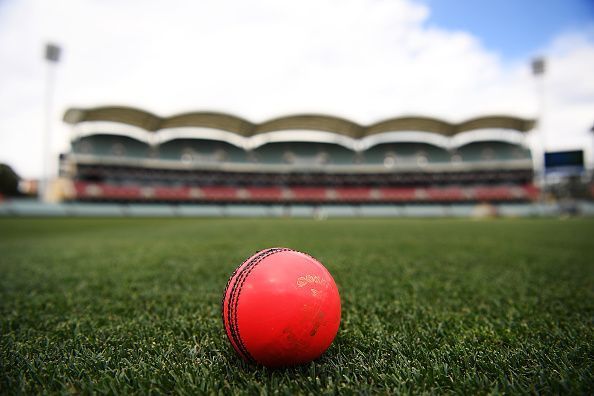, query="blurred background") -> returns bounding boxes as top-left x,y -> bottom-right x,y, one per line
1,0 -> 593,217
